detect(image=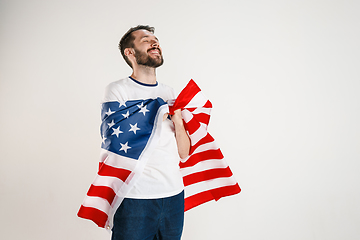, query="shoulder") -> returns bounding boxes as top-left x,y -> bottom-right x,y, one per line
106,77 -> 130,89
103,77 -> 131,102
157,82 -> 176,99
